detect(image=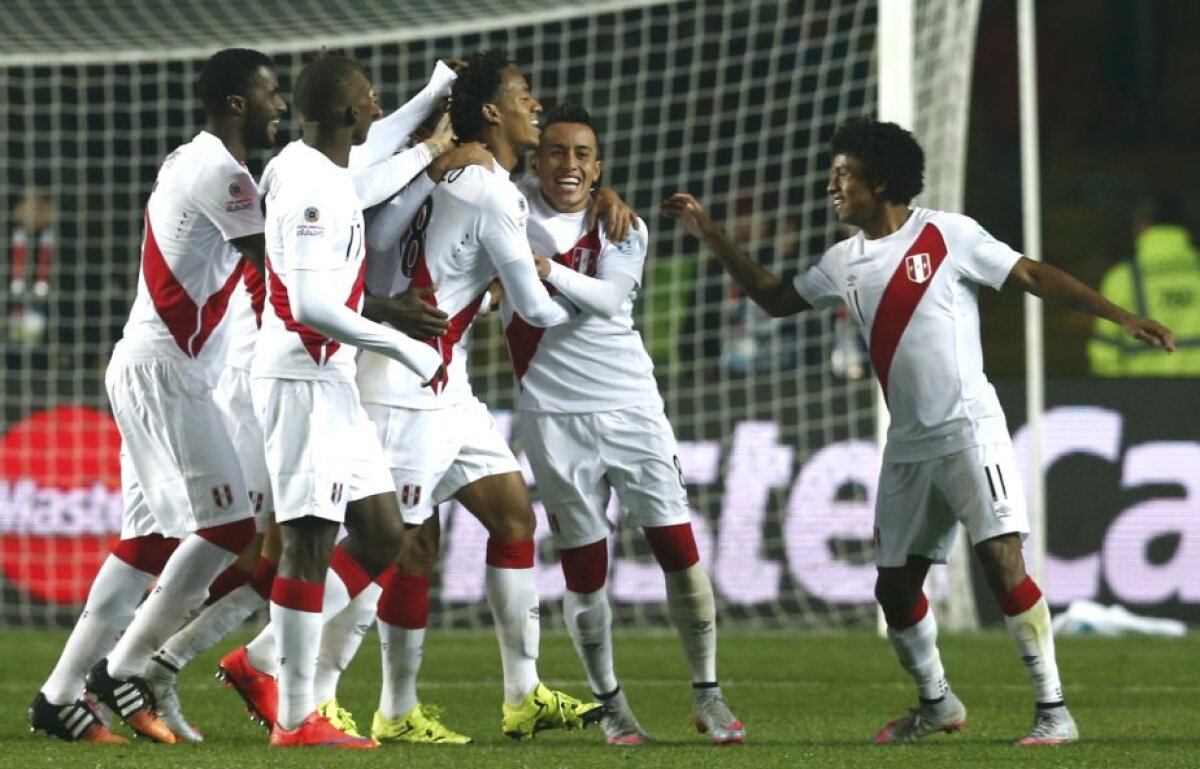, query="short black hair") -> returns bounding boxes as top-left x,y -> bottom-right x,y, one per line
293,53 -> 368,124
449,49 -> 512,142
540,102 -> 602,155
196,48 -> 276,117
831,119 -> 925,205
